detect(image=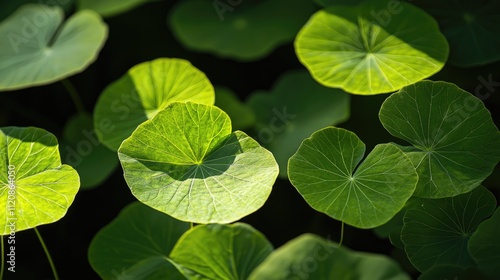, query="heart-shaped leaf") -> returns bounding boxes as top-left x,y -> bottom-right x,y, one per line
401,186 -> 497,272
88,202 -> 189,280
379,80 -> 500,198
93,58 -> 215,151
170,223 -> 273,280
0,4 -> 108,91
288,127 -> 417,228
118,102 -> 279,224
0,127 -> 80,234
468,207 -> 500,278
295,0 -> 449,94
